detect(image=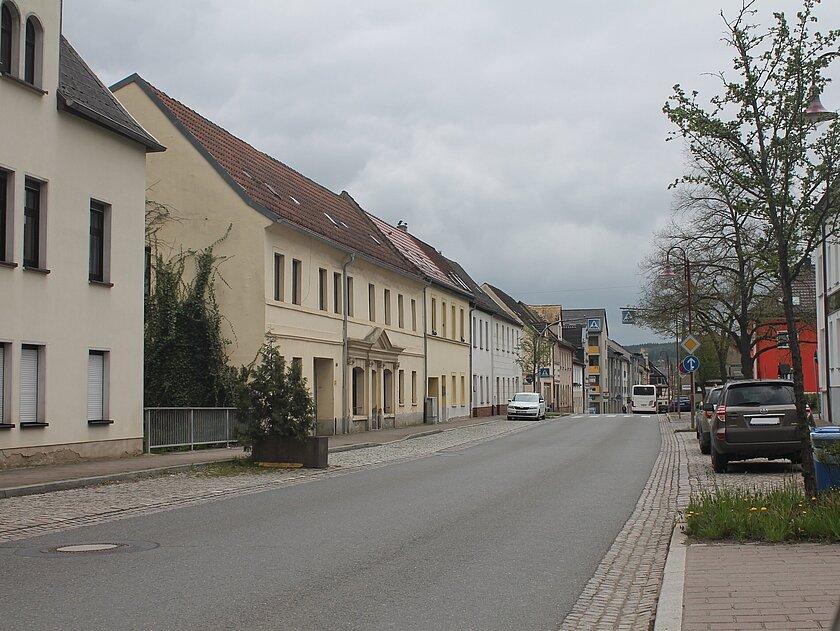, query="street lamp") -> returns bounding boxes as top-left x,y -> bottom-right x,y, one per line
805,51 -> 839,424
663,245 -> 695,430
